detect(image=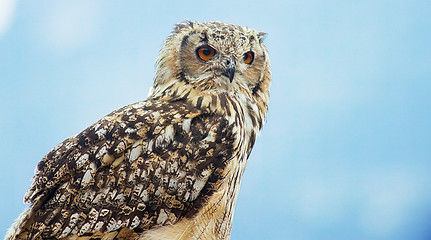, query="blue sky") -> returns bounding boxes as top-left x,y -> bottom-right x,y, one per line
0,1 -> 430,239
